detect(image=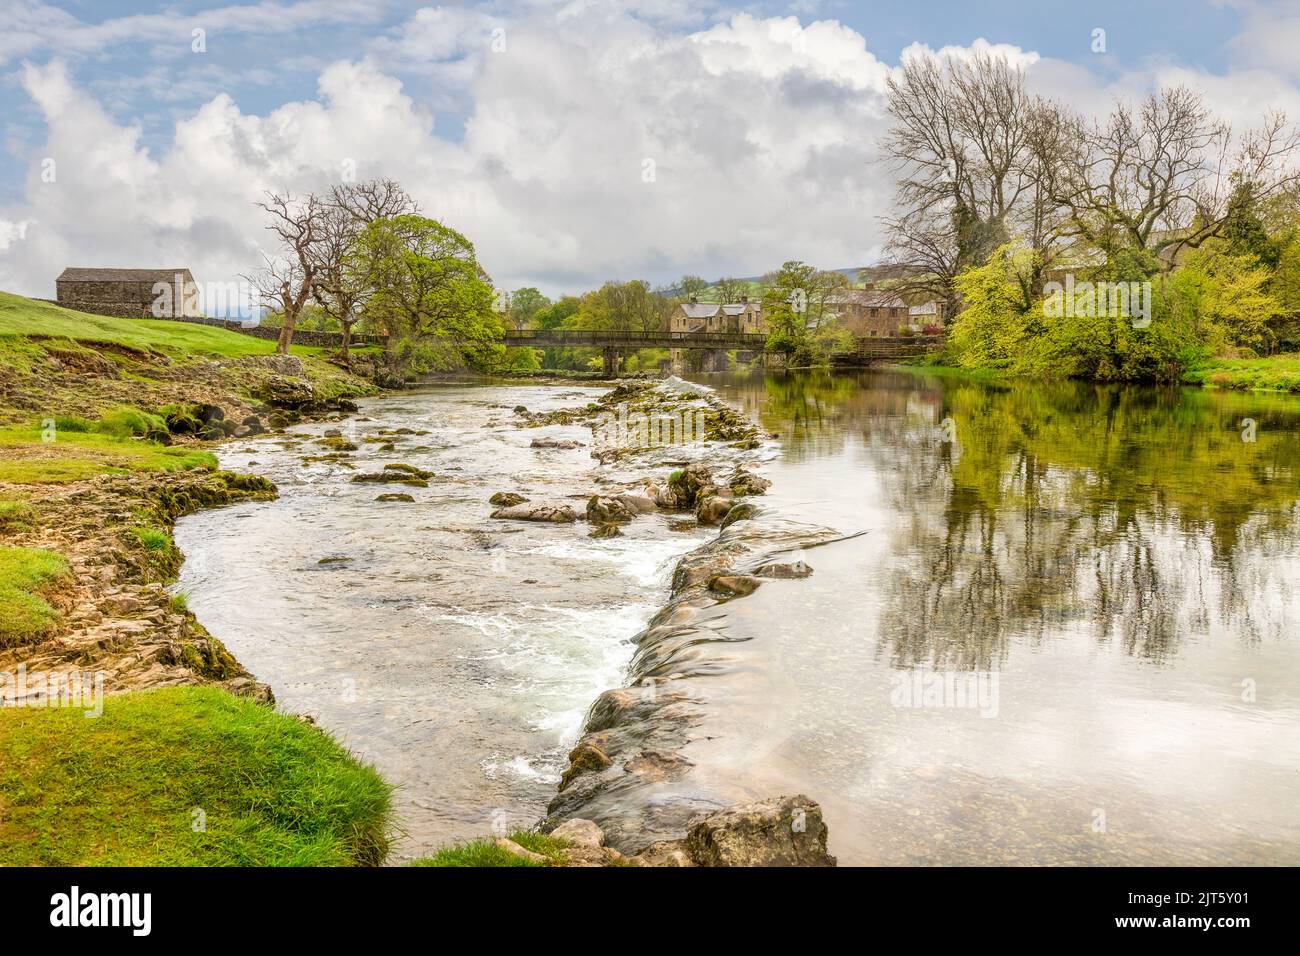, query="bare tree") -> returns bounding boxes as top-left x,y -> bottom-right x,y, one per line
881,51 -> 1045,313
246,191 -> 326,354
1051,91 -> 1300,270
310,180 -> 419,362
